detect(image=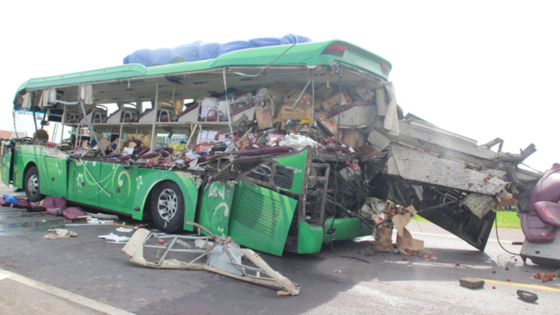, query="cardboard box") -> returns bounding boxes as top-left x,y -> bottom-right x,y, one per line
272,105 -> 286,129
314,111 -> 328,120
376,225 -> 394,252
397,227 -> 424,255
342,129 -> 365,149
285,88 -> 313,106
316,116 -> 338,137
349,84 -> 375,102
281,106 -> 306,121
302,106 -> 314,120
280,103 -> 313,122
267,81 -> 294,97
256,105 -> 273,129
321,93 -> 351,112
